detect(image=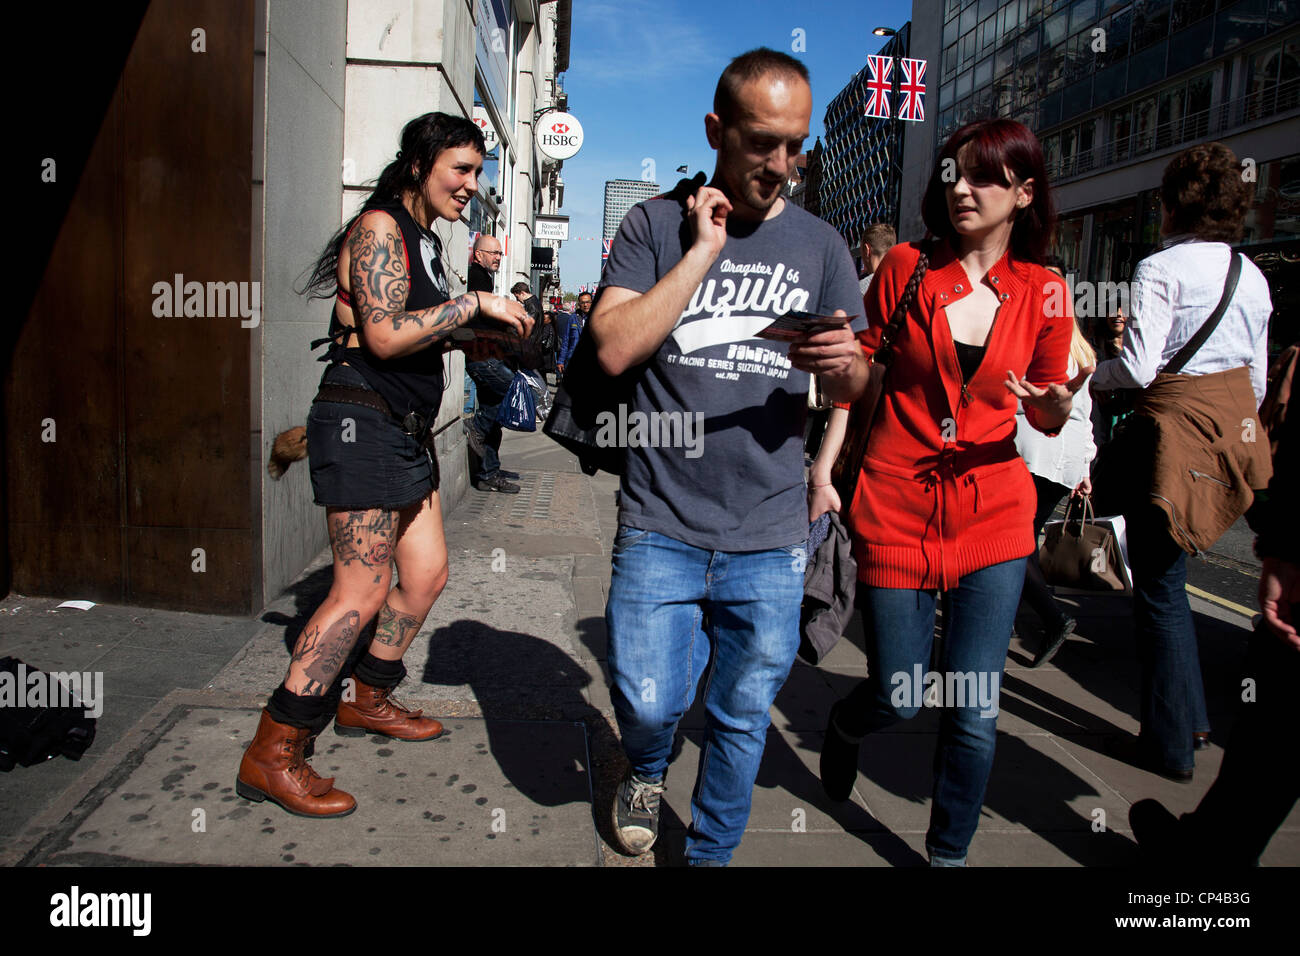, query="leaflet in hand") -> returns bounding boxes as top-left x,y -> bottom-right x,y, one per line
755,311 -> 851,342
